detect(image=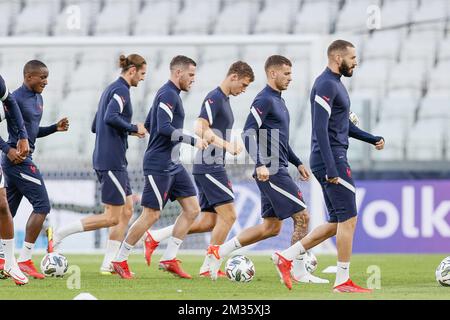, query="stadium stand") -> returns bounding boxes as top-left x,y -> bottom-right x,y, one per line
0,0 -> 448,170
